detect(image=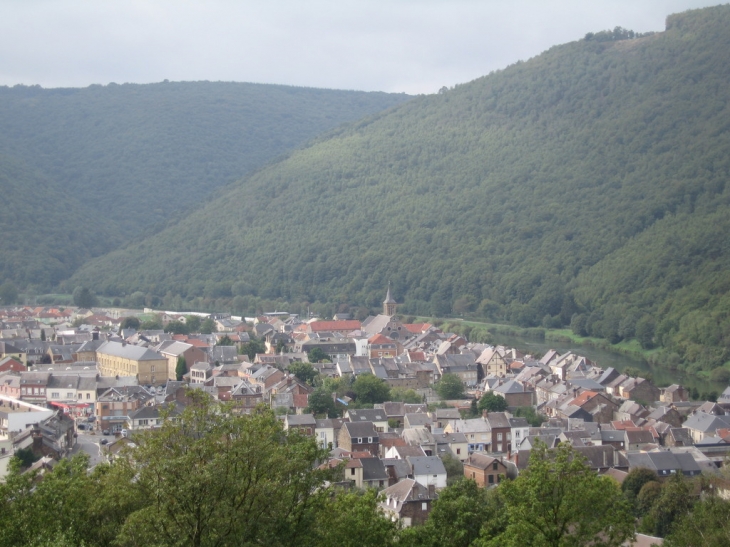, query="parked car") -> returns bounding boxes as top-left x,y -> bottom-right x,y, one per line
102,429 -> 110,436
121,429 -> 129,437
77,423 -> 86,430
87,415 -> 96,422
100,438 -> 108,445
